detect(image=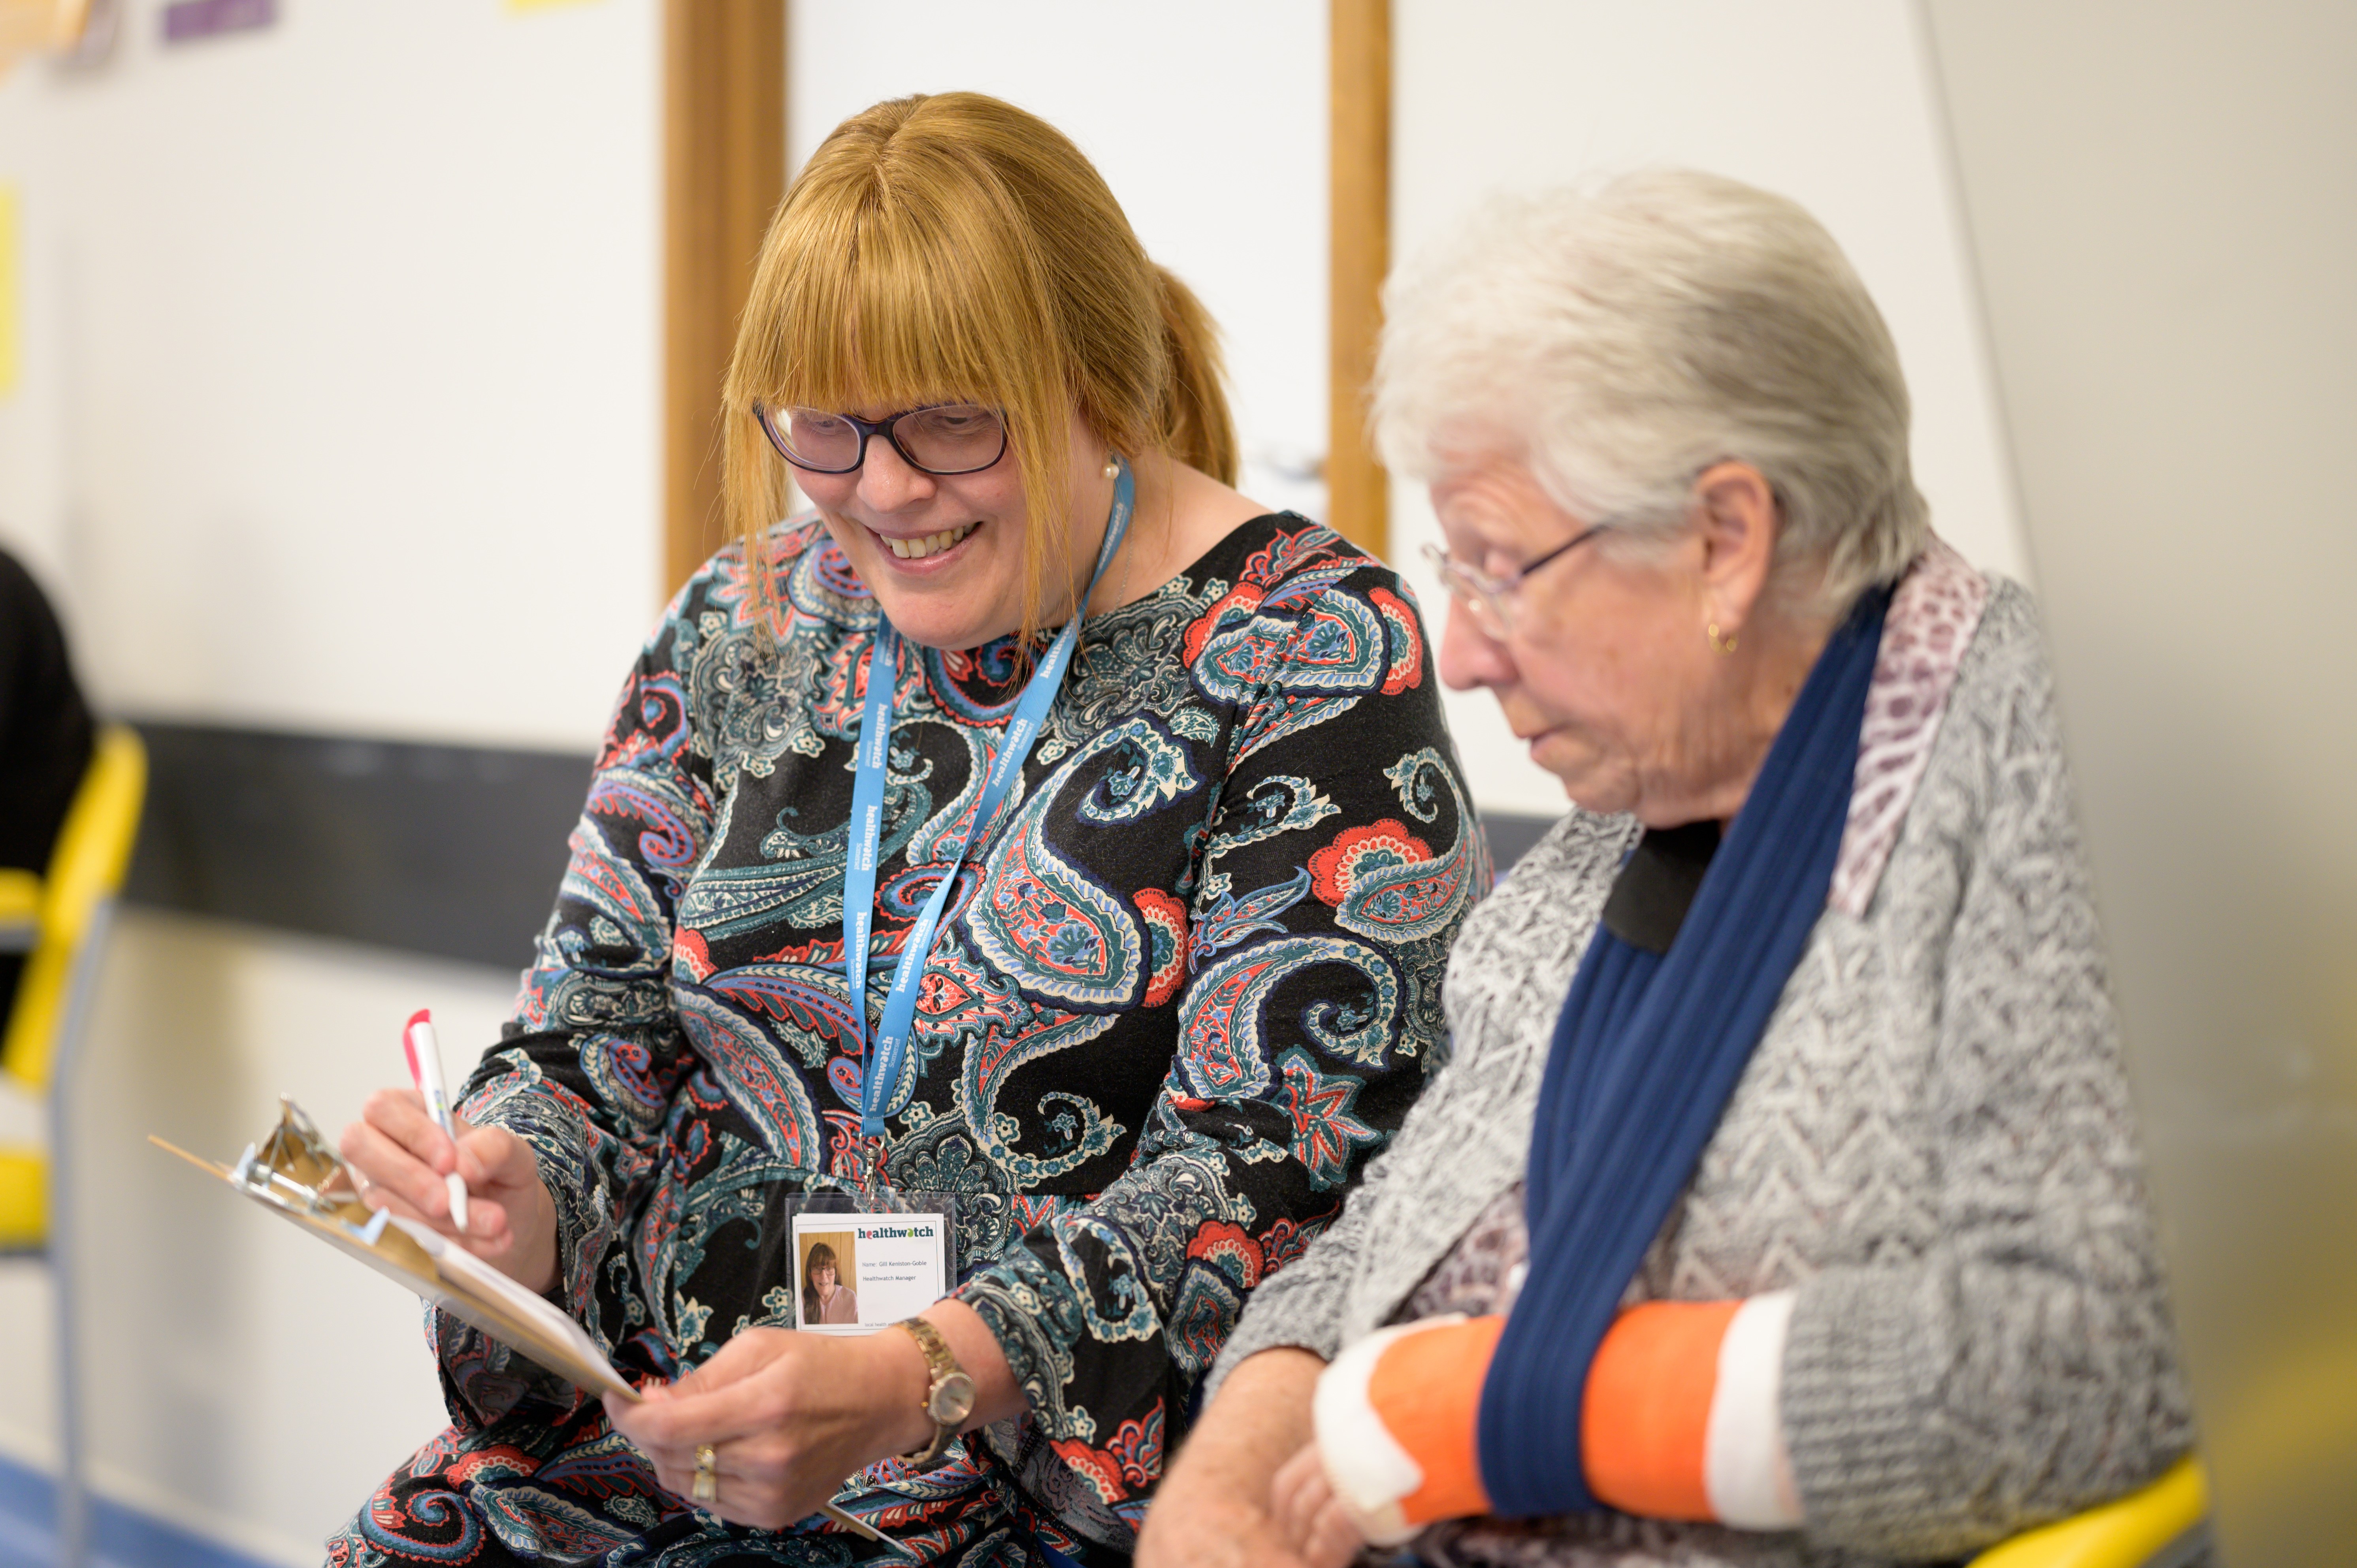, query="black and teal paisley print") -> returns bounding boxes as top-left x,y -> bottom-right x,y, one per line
330,514 -> 1485,1567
